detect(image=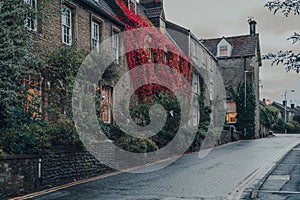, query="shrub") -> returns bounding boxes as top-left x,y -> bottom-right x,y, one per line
0,121 -> 51,154
115,135 -> 158,153
50,118 -> 83,148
